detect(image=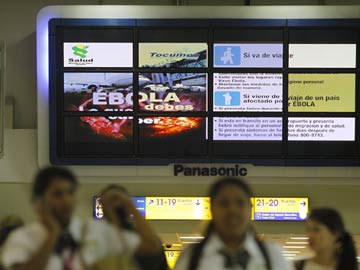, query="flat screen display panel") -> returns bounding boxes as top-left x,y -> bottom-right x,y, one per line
139,73 -> 207,112
63,42 -> 133,67
139,43 -> 207,68
213,43 -> 283,68
64,73 -> 133,112
213,73 -> 282,112
289,44 -> 356,68
138,117 -> 207,156
288,74 -> 355,112
63,116 -> 133,156
213,117 -> 282,141
288,117 -> 355,141
48,19 -> 360,165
